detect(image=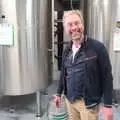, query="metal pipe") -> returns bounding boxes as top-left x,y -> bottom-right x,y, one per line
52,0 -> 55,64
36,91 -> 42,117
70,0 -> 73,10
